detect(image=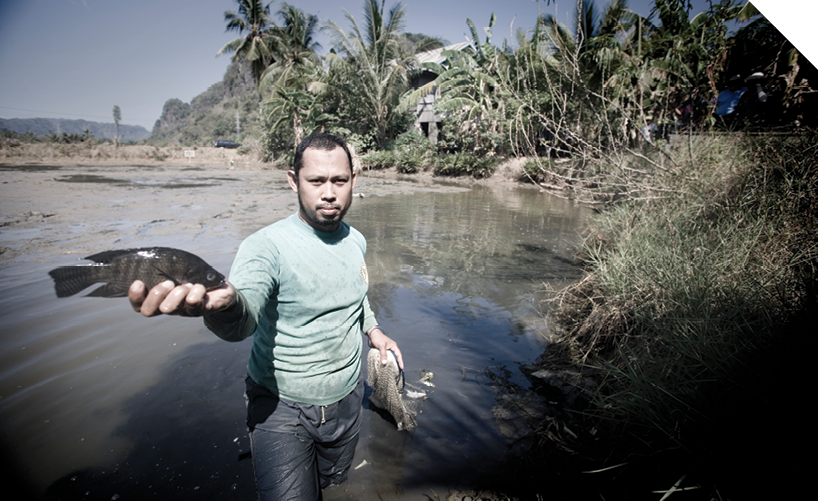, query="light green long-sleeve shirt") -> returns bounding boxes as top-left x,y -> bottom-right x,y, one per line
204,213 -> 378,405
